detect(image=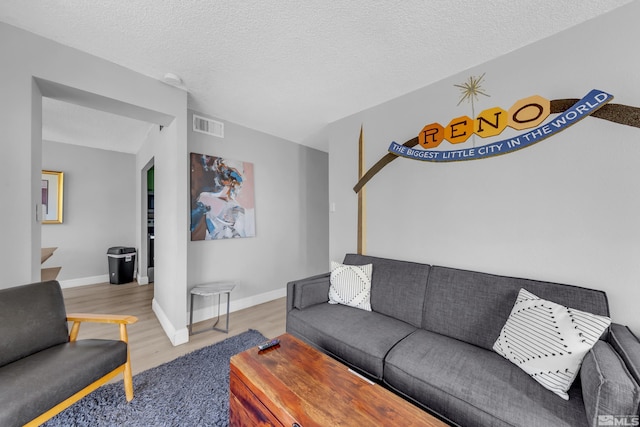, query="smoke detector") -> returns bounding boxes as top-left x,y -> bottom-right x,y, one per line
162,73 -> 183,87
